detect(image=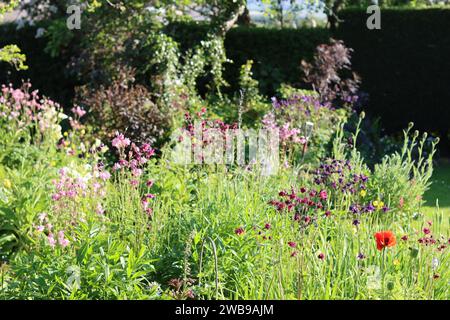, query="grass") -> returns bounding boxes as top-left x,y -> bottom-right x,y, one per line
423,159 -> 450,226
